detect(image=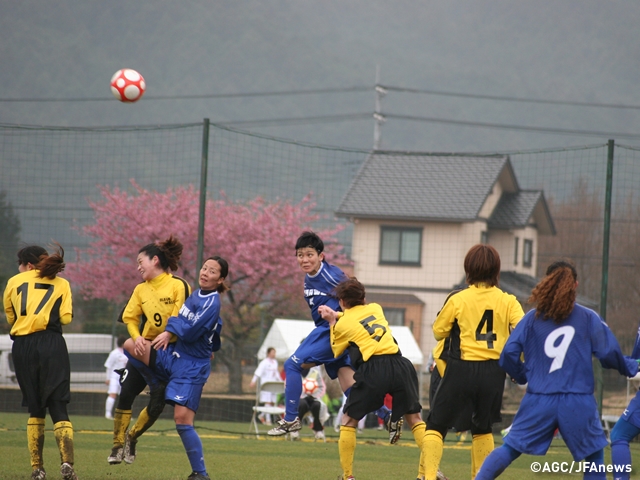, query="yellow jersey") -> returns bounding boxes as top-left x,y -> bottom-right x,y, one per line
433,284 -> 523,361
4,270 -> 73,336
331,303 -> 399,365
119,272 -> 190,341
